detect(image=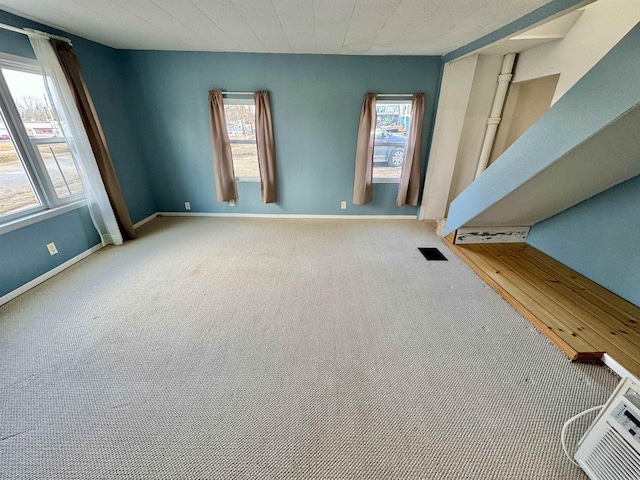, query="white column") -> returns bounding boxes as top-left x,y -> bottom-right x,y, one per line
418,55 -> 478,221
